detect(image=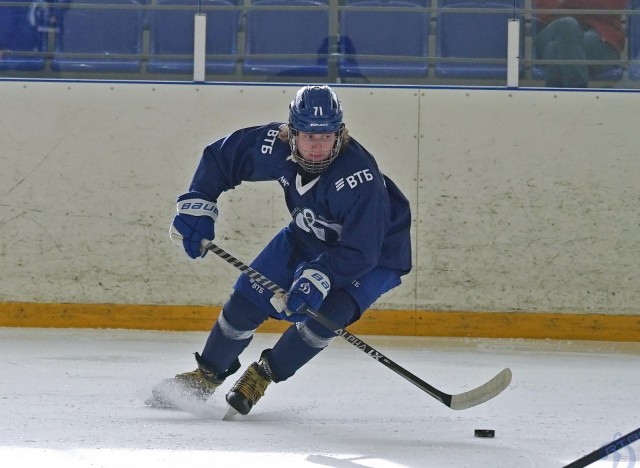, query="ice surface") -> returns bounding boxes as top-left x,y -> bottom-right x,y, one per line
1,327 -> 638,468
